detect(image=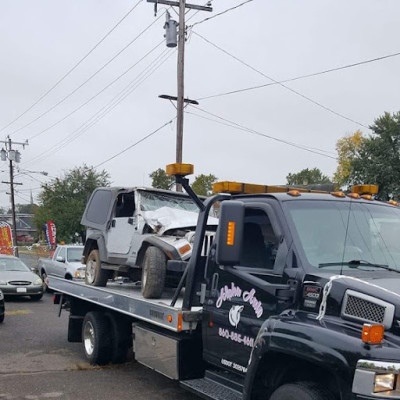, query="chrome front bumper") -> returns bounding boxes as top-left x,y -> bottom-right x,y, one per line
353,360 -> 400,398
